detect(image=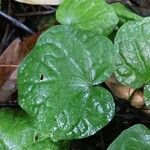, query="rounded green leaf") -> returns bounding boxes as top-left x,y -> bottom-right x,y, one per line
115,17 -> 150,45
115,19 -> 150,87
115,37 -> 150,88
111,3 -> 142,25
18,25 -> 116,140
108,124 -> 150,150
56,0 -> 119,35
0,108 -> 68,150
114,18 -> 150,108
